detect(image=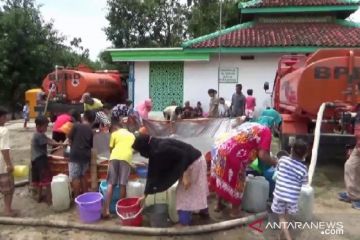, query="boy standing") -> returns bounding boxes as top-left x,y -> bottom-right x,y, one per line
0,107 -> 17,216
23,101 -> 30,129
31,115 -> 61,203
68,110 -> 95,197
103,122 -> 135,218
271,139 -> 308,240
